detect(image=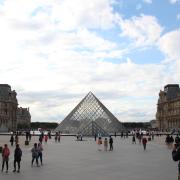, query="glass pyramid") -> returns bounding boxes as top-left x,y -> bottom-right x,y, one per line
56,92 -> 124,136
